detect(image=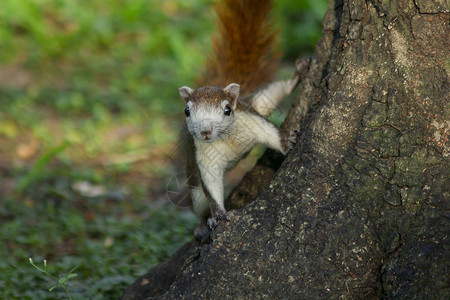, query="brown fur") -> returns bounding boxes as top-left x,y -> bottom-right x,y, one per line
190,86 -> 261,116
198,0 -> 279,95
191,87 -> 228,106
